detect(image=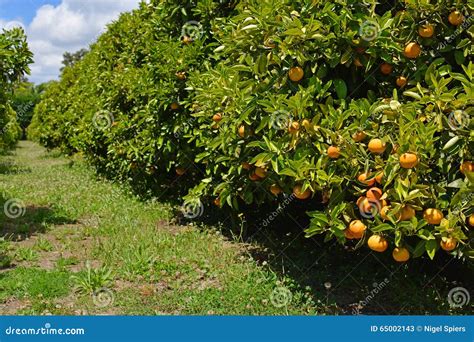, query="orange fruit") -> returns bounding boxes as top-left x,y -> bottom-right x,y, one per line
357,197 -> 375,214
344,229 -> 356,240
368,235 -> 388,252
270,184 -> 282,196
175,167 -> 186,176
349,220 -> 367,235
400,153 -> 419,169
288,121 -> 300,133
238,125 -> 247,138
213,113 -> 222,122
170,102 -> 180,110
327,146 -> 341,159
399,205 -> 415,221
468,214 -> 474,227
404,42 -> 421,59
392,247 -> 410,262
380,206 -> 391,221
366,187 -> 383,201
423,208 -> 444,225
176,71 -> 186,80
249,172 -> 261,181
182,35 -> 193,45
448,11 -> 464,26
380,63 -> 393,75
352,131 -> 367,142
358,173 -> 376,186
255,167 -> 267,179
375,171 -> 383,184
440,237 -> 457,251
460,161 -> 474,174
241,162 -> 252,170
418,24 -> 434,38
288,66 -> 304,82
396,76 -> 407,87
368,139 -> 386,154
293,185 -> 312,200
